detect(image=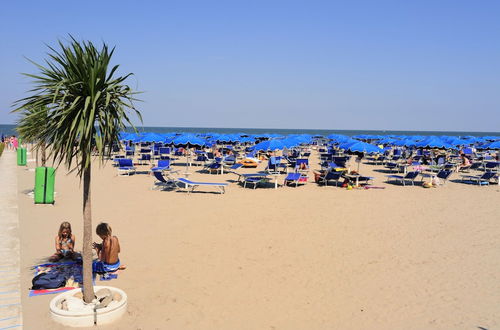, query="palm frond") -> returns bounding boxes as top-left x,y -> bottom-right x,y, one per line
13,37 -> 142,177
